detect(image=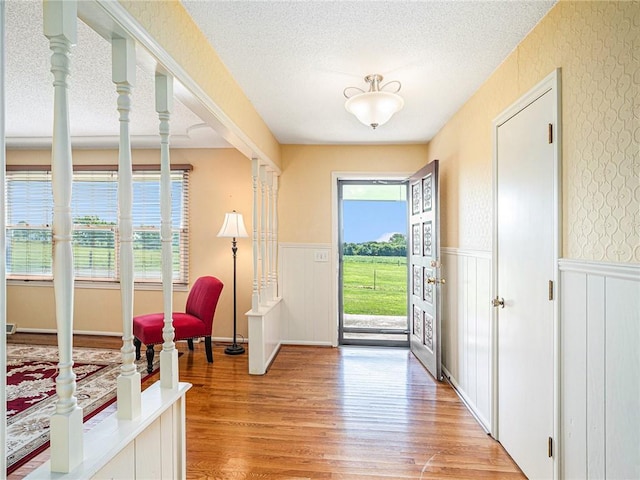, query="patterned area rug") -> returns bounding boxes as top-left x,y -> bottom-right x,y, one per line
6,344 -> 159,474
